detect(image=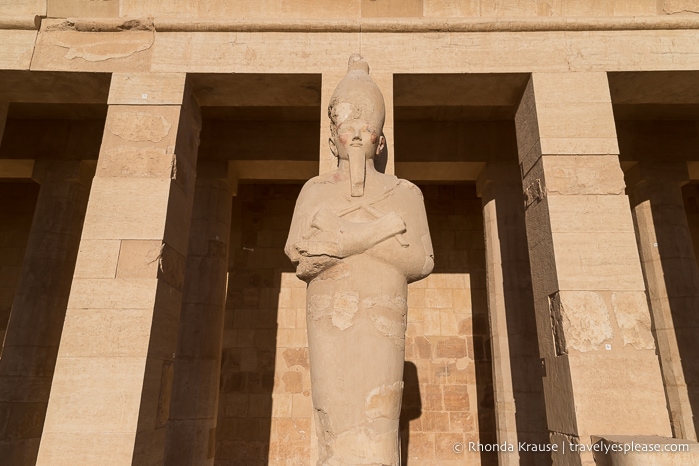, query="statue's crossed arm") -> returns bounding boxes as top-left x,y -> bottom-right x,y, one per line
301,185 -> 409,249
295,206 -> 406,259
